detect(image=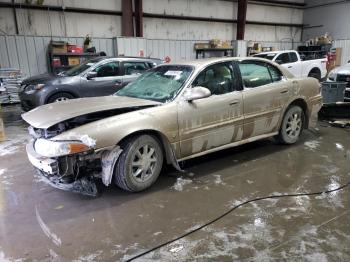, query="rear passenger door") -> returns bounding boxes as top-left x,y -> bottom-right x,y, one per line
238,60 -> 291,139
121,61 -> 150,86
82,61 -> 124,96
